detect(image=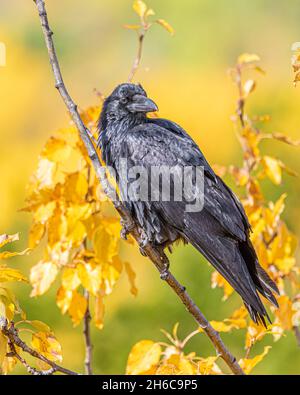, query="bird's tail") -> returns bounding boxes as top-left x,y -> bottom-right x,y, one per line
239,239 -> 279,327
186,231 -> 278,327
